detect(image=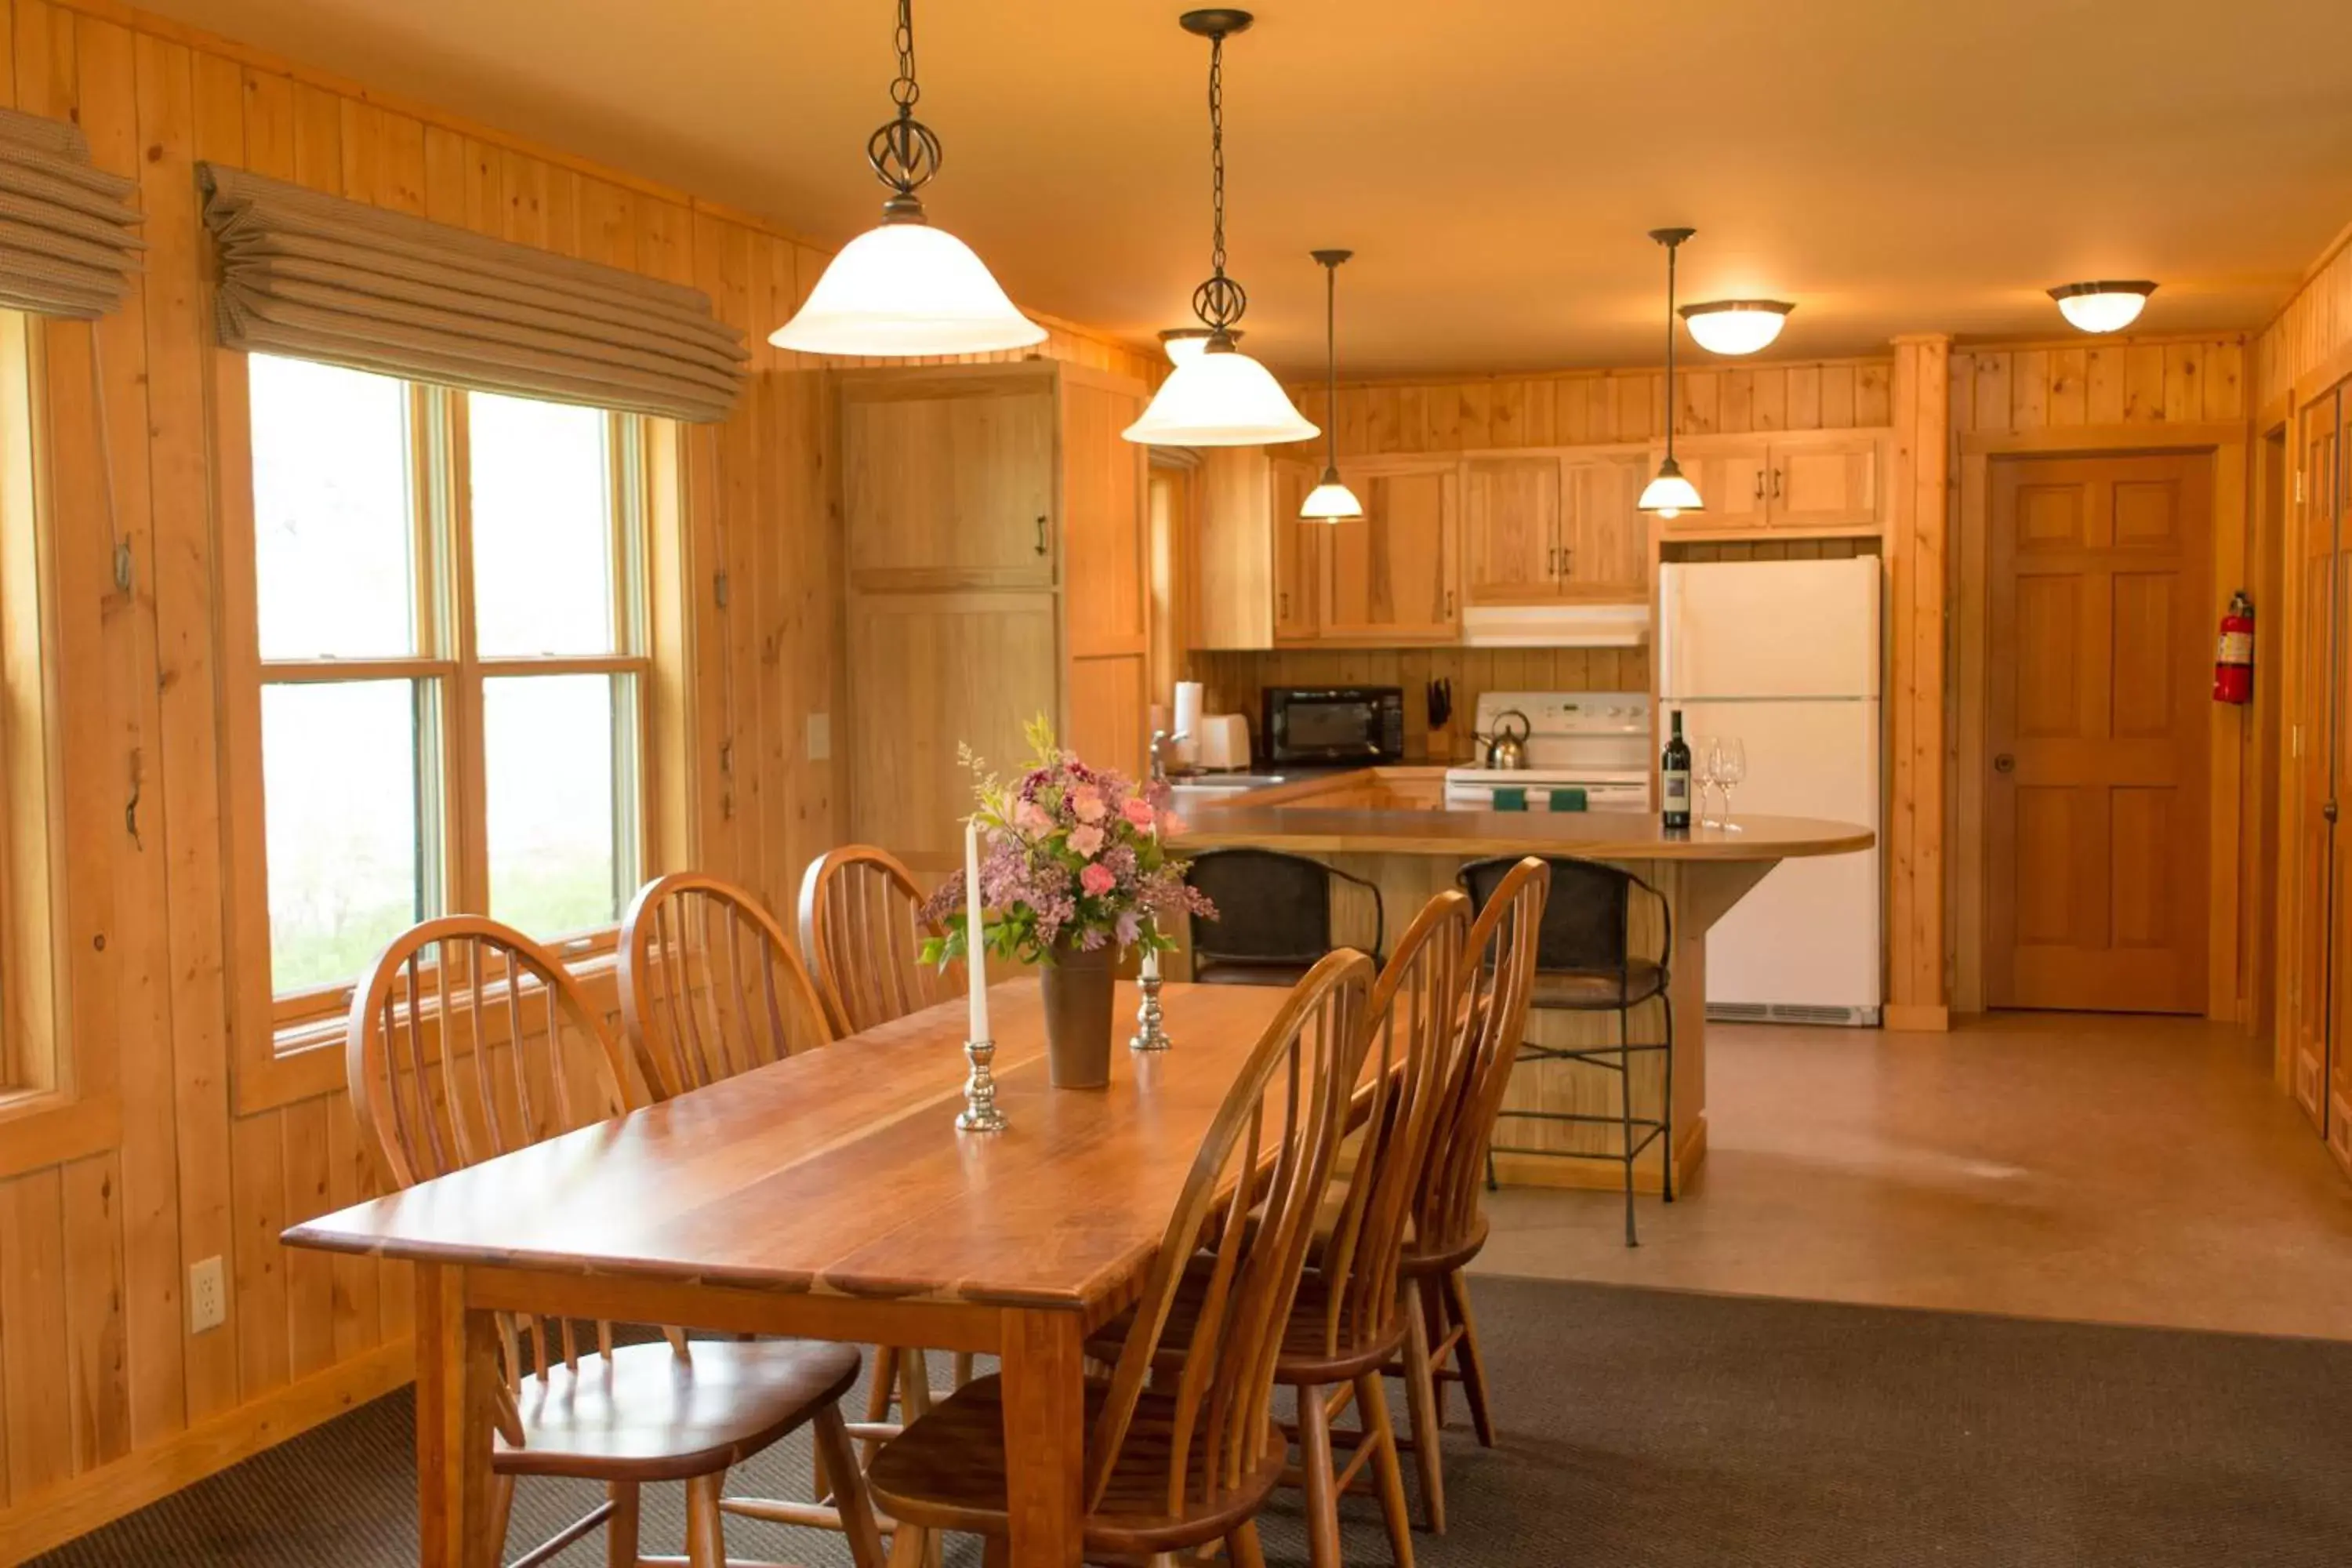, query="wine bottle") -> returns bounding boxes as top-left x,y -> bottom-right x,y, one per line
1661,710 -> 1692,829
